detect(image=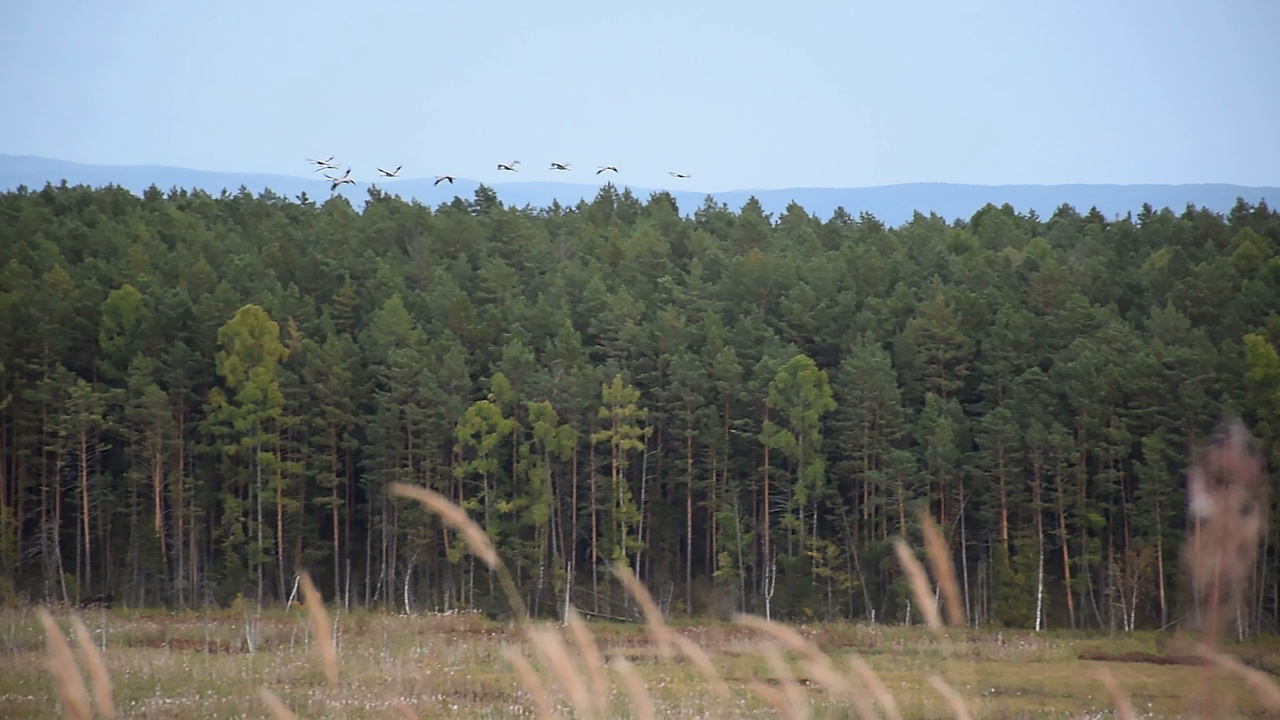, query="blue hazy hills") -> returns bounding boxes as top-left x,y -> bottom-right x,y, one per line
2,154 -> 1275,227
